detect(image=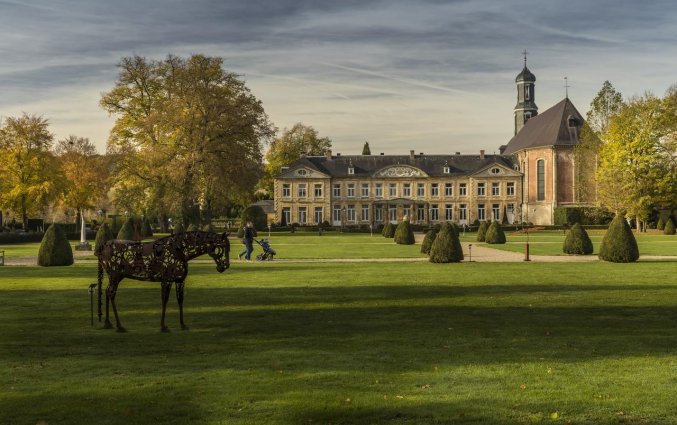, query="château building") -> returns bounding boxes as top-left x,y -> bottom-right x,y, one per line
273,60 -> 594,227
